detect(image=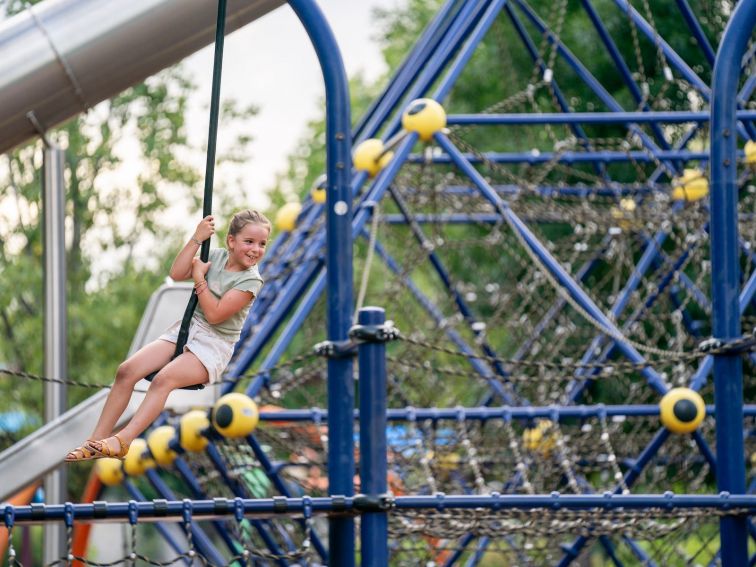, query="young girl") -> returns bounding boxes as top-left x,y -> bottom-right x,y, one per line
65,210 -> 271,461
